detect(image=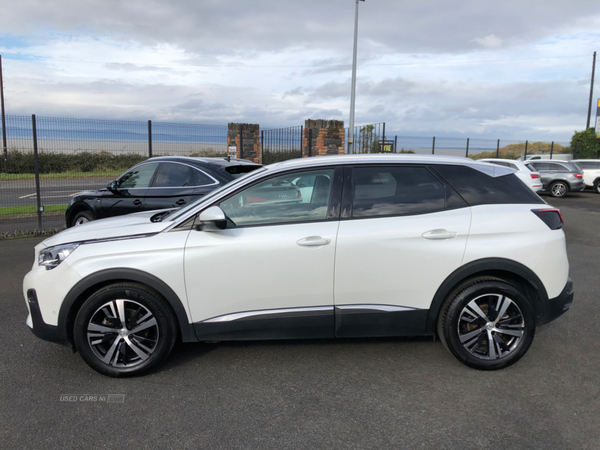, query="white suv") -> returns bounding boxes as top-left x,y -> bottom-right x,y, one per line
24,155 -> 573,377
479,158 -> 542,192
572,159 -> 600,193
